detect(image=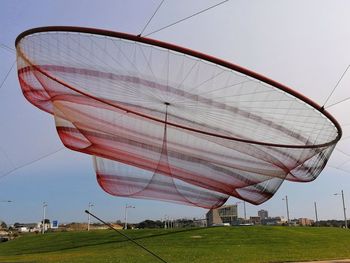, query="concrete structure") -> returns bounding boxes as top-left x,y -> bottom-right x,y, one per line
206,205 -> 238,226
298,218 -> 315,226
249,216 -> 261,225
261,216 -> 287,225
193,218 -> 207,227
258,209 -> 268,219
14,223 -> 40,233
